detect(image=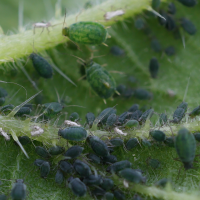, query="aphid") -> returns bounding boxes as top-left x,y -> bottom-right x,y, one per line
175,128 -> 196,169
62,22 -> 109,45
40,161 -> 50,178
14,107 -> 31,117
138,108 -> 154,123
130,110 -> 143,121
0,97 -> 5,106
150,130 -> 166,142
87,153 -> 101,164
35,146 -> 51,159
142,139 -> 152,147
33,22 -> 52,34
177,0 -> 197,7
124,120 -> 139,129
110,46 -> 125,56
194,132 -> 200,142
180,18 -> 196,35
165,46 -> 175,56
0,104 -> 14,115
22,103 -> 33,109
73,159 -> 91,177
59,160 -> 73,173
11,179 -> 26,200
128,104 -> 139,113
168,3 -> 176,14
104,10 -> 125,20
158,10 -> 168,26
58,126 -> 87,141
0,88 -> 7,97
171,108 -> 185,123
126,138 -> 138,150
106,113 -> 117,129
177,102 -> 188,112
68,178 -> 87,197
159,113 -> 168,126
64,145 -> 84,159
119,168 -> 145,183
133,89 -> 152,100
42,102 -> 63,118
122,88 -> 134,99
34,159 -> 45,167
116,84 -> 126,96
151,38 -> 162,52
165,14 -> 176,31
18,136 -> 31,145
48,146 -> 65,156
31,125 -> 44,136
85,61 -> 117,100
69,112 -> 79,122
104,192 -> 114,200
55,169 -> 64,184
0,194 -> 7,200
83,174 -> 102,186
134,17 -> 146,30
189,106 -> 200,118
113,190 -> 125,200
147,158 -> 161,169
149,57 -> 159,78
155,178 -> 170,188
87,136 -> 110,157
133,194 -> 143,200
109,138 -> 123,147
106,160 -> 132,173
100,178 -> 114,191
164,137 -> 175,147
102,155 -> 117,164
92,187 -> 106,196
152,0 -> 160,9
117,111 -> 132,125
29,53 -> 53,79
85,112 -> 95,128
